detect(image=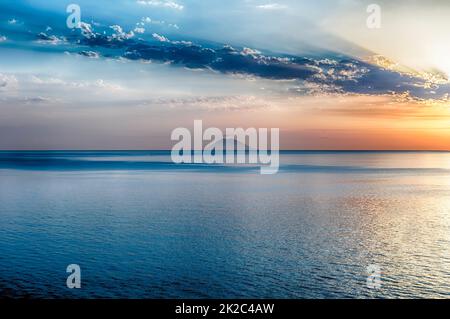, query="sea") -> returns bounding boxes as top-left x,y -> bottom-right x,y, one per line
0,151 -> 449,298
